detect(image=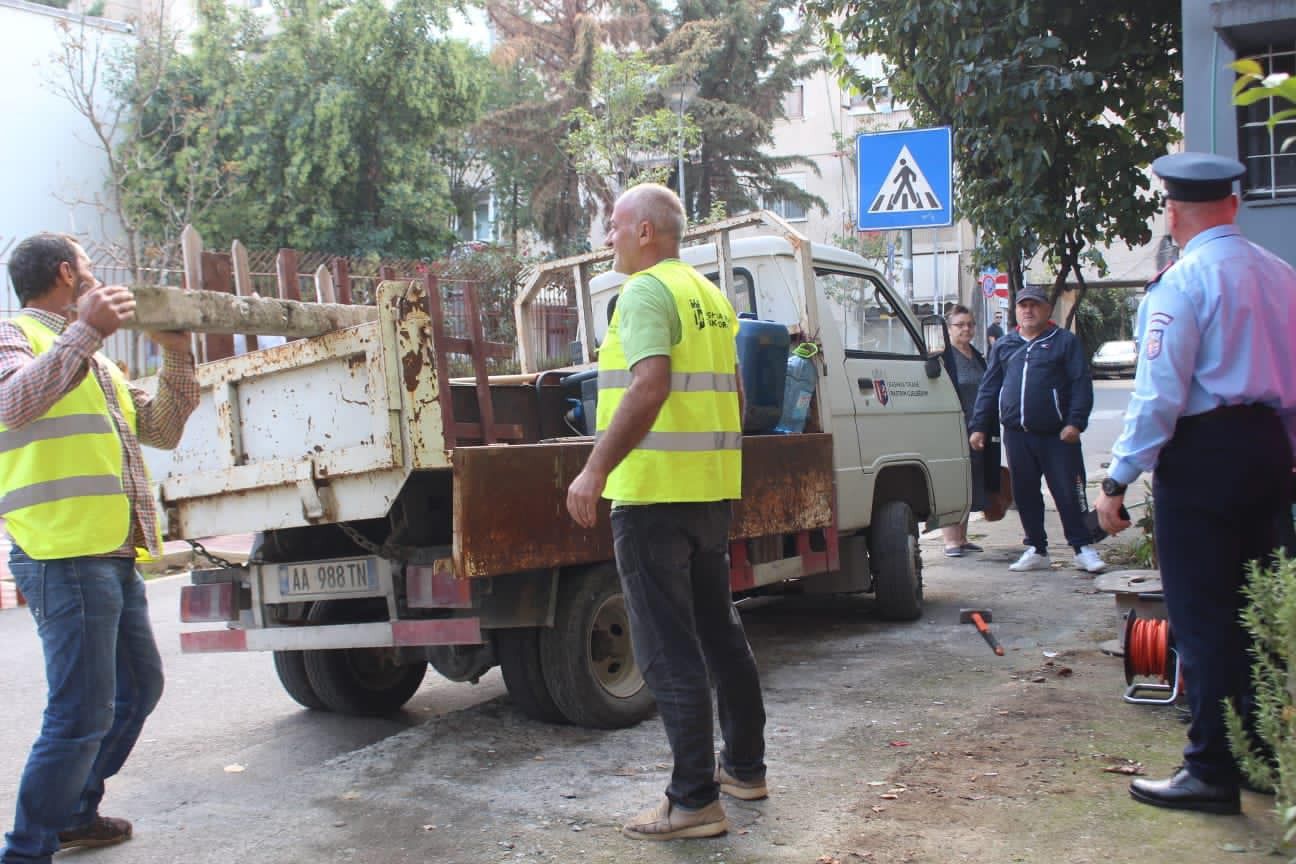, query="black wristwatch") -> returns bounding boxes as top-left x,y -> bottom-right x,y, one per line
1101,477 -> 1127,497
